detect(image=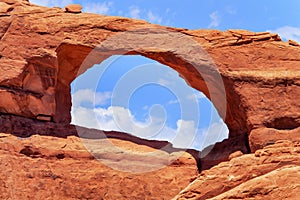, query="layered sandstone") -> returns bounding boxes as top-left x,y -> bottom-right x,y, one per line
0,0 -> 299,155
0,129 -> 198,199
174,140 -> 300,200
0,0 -> 300,199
